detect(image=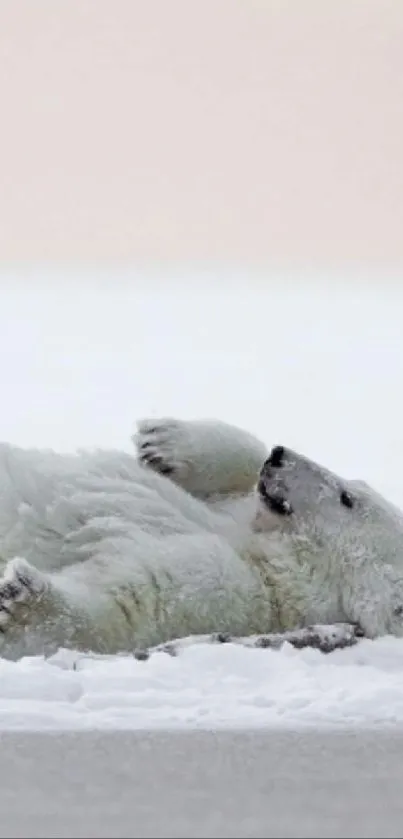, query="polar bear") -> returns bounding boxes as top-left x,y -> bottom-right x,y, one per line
0,416 -> 400,659
136,418 -> 403,644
